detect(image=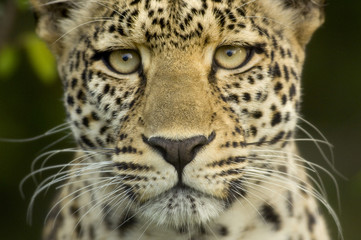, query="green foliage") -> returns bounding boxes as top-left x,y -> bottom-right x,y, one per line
23,33 -> 57,84
0,33 -> 57,83
16,0 -> 29,11
0,45 -> 20,80
0,0 -> 57,83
